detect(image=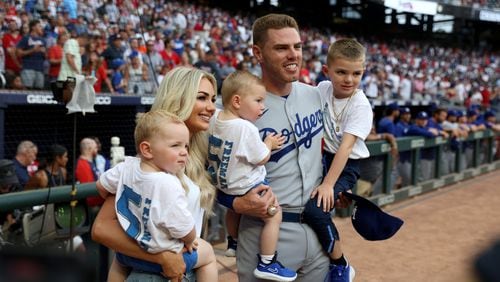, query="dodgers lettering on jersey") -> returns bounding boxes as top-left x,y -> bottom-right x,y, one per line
261,109 -> 323,163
